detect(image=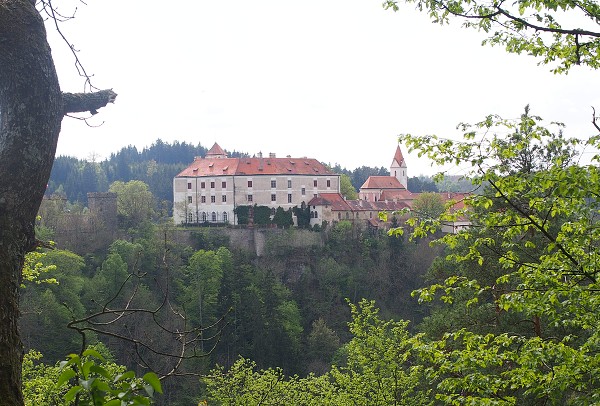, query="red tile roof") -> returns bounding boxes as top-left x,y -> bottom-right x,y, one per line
206,142 -> 226,158
347,199 -> 410,212
393,145 -> 405,167
360,176 -> 405,189
379,189 -> 415,202
307,193 -> 353,211
176,156 -> 334,177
